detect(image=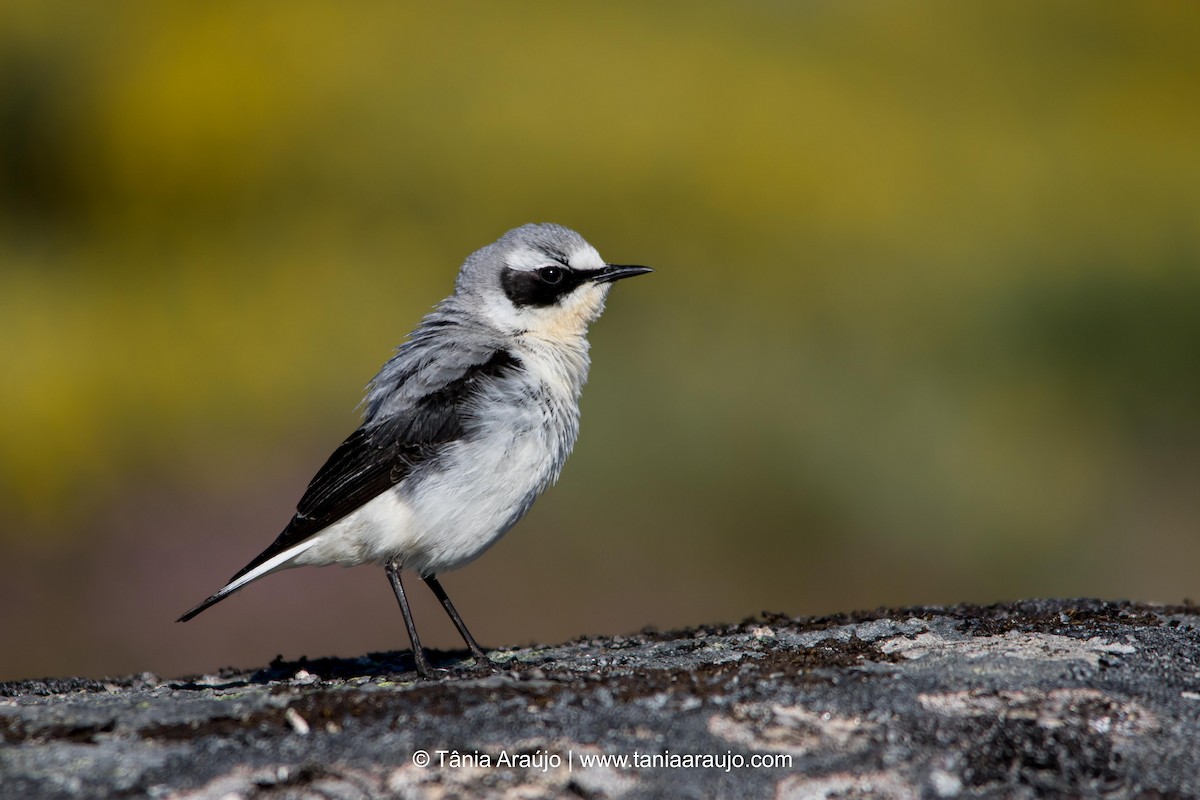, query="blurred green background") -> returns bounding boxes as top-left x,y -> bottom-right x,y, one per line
2,2 -> 1198,682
